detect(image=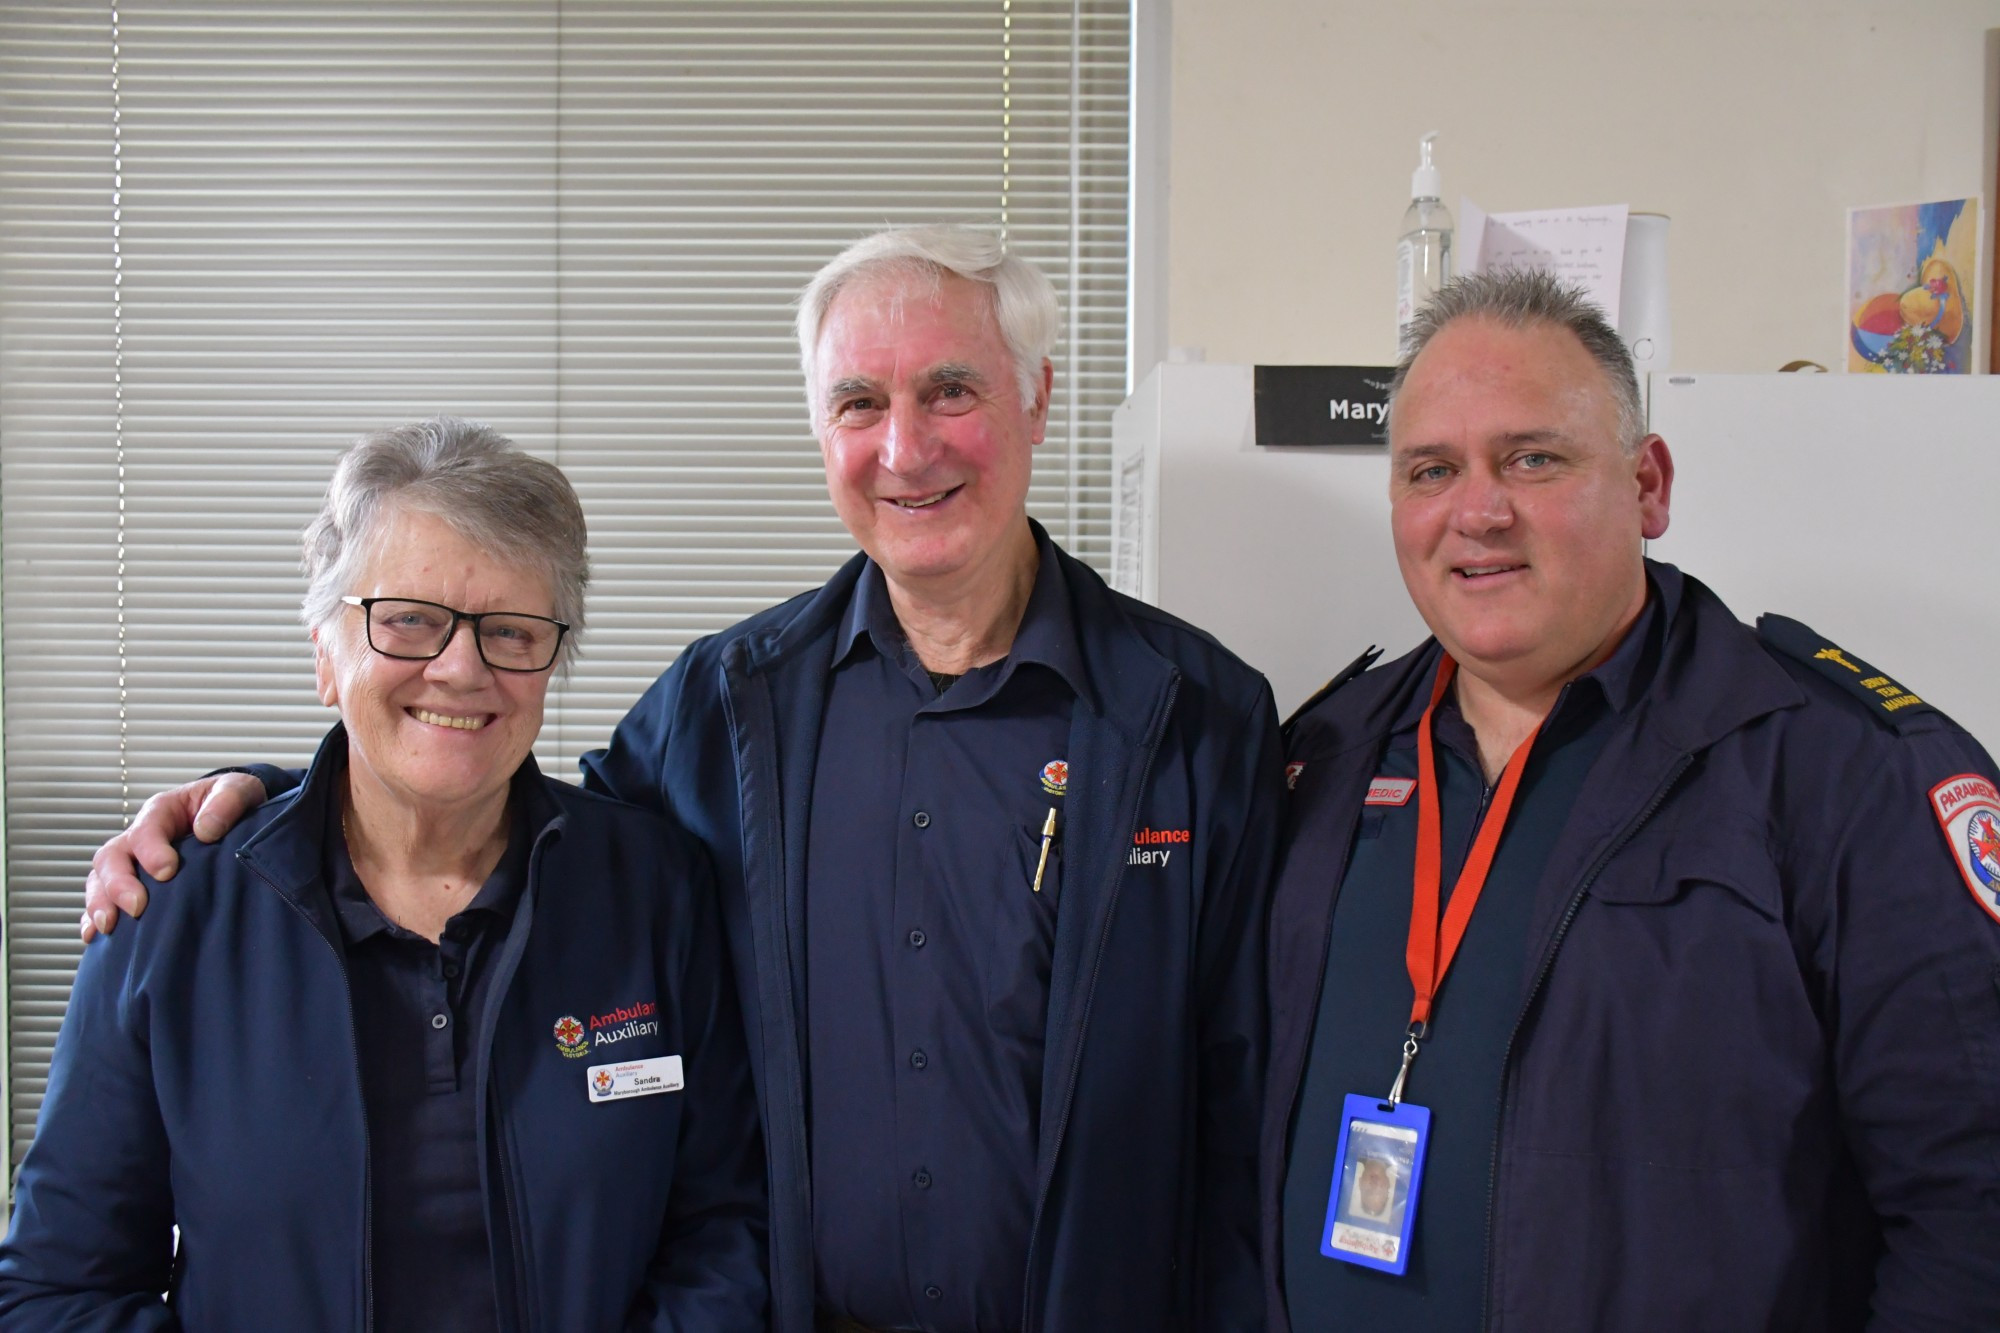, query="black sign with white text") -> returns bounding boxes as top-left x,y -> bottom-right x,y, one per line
1254,365 -> 1397,446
